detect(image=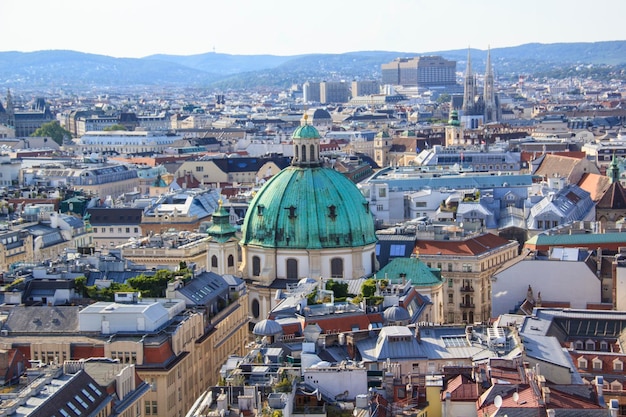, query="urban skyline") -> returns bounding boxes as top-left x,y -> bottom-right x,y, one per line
1,0 -> 626,58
